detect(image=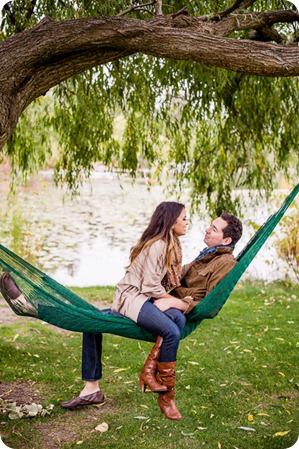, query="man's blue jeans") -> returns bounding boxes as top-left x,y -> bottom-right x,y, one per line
81,303 -> 186,381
